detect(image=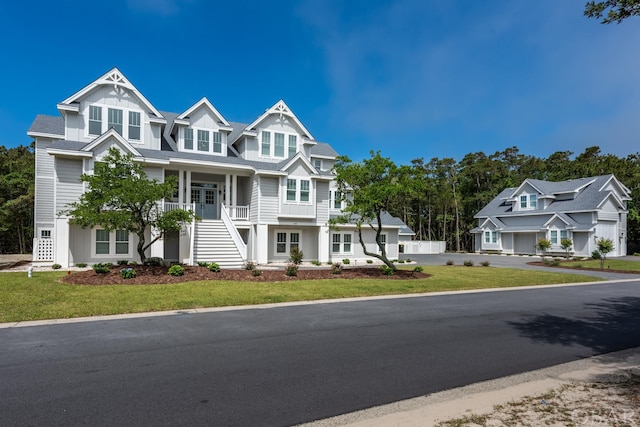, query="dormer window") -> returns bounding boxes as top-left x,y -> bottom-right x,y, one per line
86,104 -> 143,142
184,128 -> 193,150
520,194 -> 537,210
181,127 -> 224,154
197,130 -> 209,151
261,130 -> 298,158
